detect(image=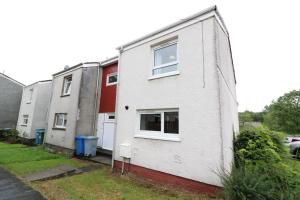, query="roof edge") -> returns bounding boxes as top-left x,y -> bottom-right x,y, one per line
0,73 -> 25,87
100,56 -> 118,67
116,5 -> 227,50
24,80 -> 52,88
52,62 -> 100,77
